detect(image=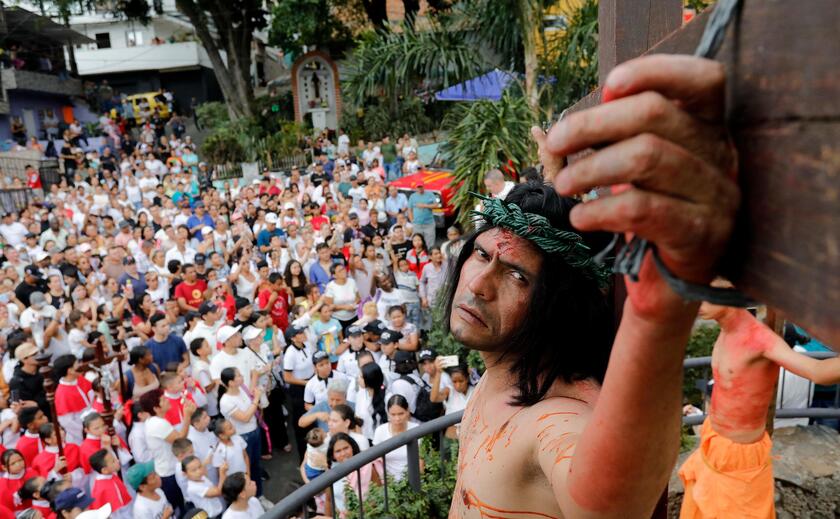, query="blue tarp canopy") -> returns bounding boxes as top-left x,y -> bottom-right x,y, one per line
434,69 -> 517,102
